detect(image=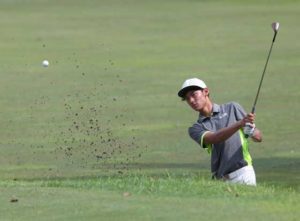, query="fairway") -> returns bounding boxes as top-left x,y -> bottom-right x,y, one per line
0,0 -> 299,220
